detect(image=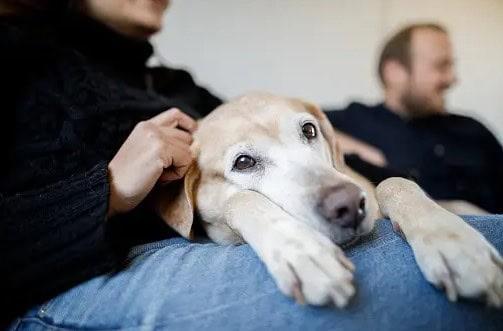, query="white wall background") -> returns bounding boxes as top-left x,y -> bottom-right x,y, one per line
152,0 -> 503,142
